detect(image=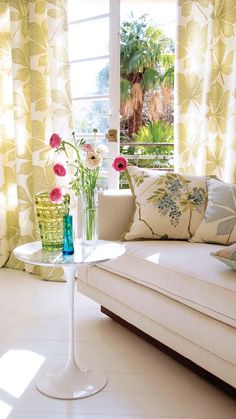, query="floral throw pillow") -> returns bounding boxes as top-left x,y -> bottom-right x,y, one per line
191,177 -> 236,245
123,166 -> 207,241
211,244 -> 236,270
